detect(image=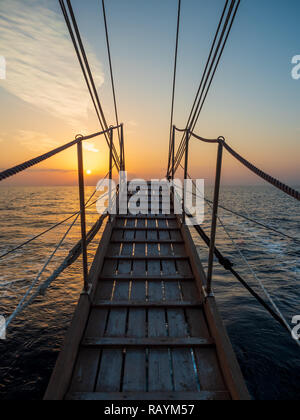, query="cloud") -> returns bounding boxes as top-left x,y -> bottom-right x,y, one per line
83,142 -> 99,153
0,0 -> 104,128
17,129 -> 60,152
127,120 -> 138,127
